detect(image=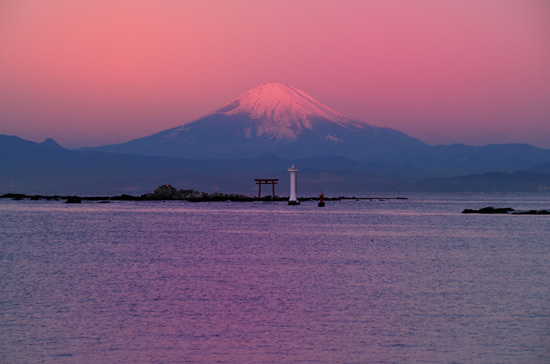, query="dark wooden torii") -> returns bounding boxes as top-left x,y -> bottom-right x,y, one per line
255,178 -> 279,198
